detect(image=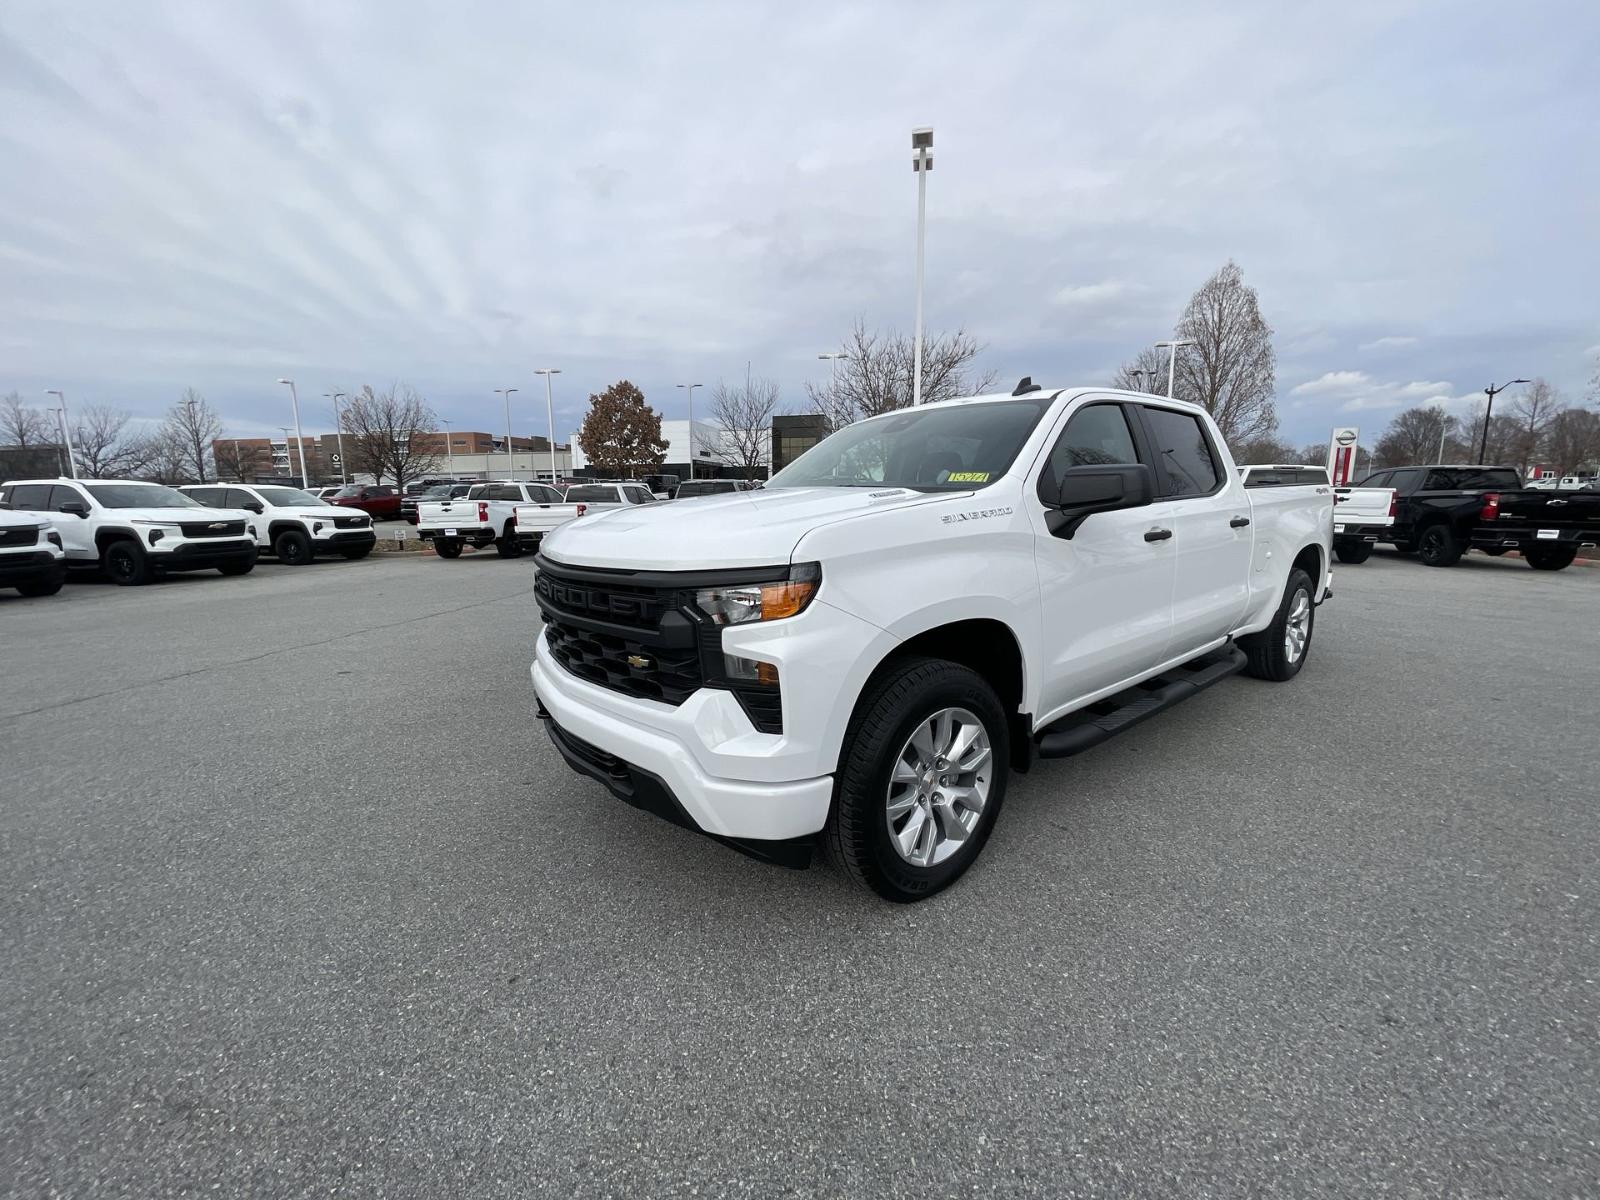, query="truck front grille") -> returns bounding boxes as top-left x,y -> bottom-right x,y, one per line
542,617 -> 703,705
180,520 -> 248,538
0,526 -> 41,548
